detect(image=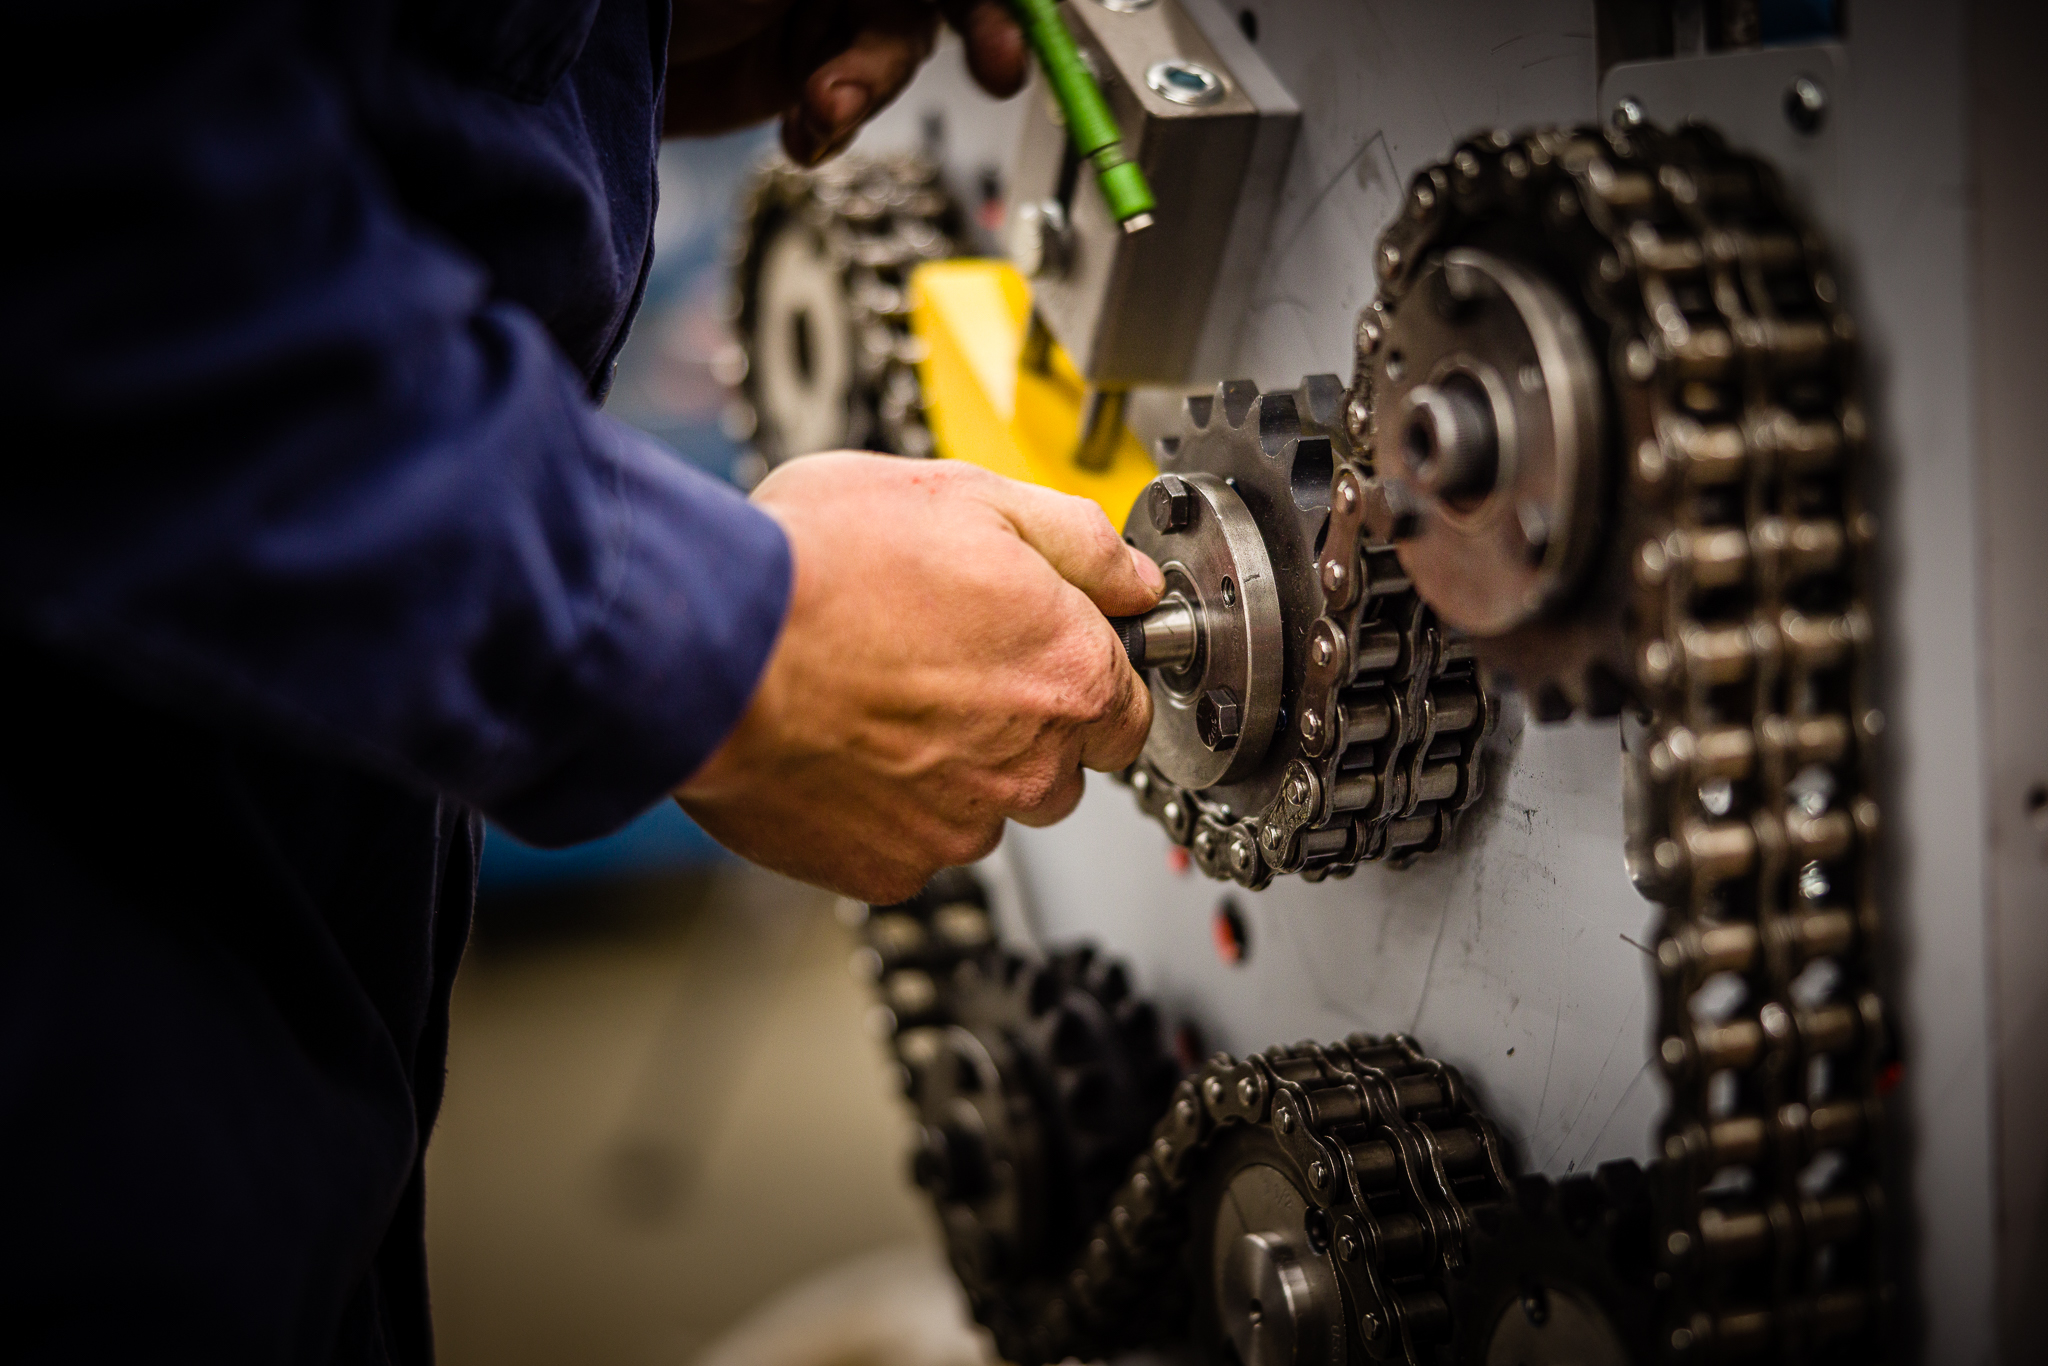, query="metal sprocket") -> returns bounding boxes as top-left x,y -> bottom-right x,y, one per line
728,154 -> 960,470
1124,377 -> 1496,888
857,872 -> 1181,1352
